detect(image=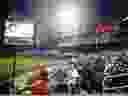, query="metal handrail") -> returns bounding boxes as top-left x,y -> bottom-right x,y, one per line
104,73 -> 128,79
